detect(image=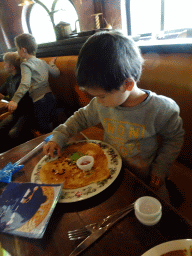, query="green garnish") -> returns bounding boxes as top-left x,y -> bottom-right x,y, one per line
69,152 -> 87,164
